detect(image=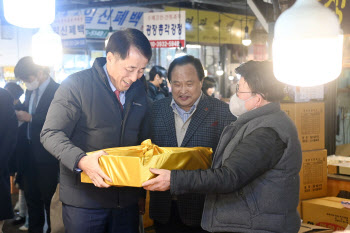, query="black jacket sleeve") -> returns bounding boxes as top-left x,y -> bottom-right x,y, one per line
40,78 -> 85,172
0,89 -> 18,175
170,127 -> 285,195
